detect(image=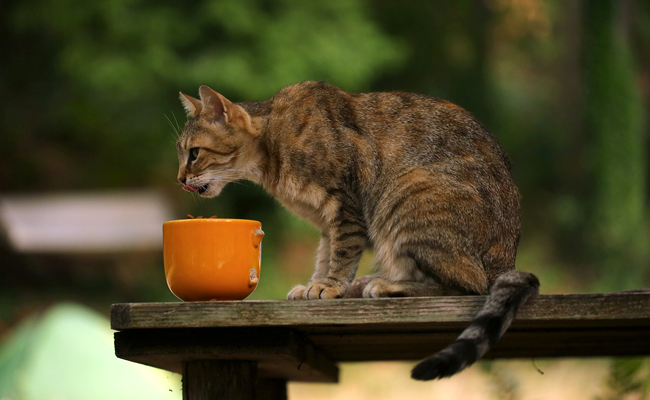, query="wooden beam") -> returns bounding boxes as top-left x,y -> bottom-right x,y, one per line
309,327 -> 650,360
114,328 -> 338,383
